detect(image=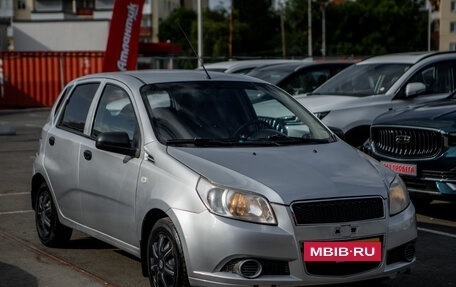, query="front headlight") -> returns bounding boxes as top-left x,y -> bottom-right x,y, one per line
389,175 -> 410,216
196,178 -> 277,225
